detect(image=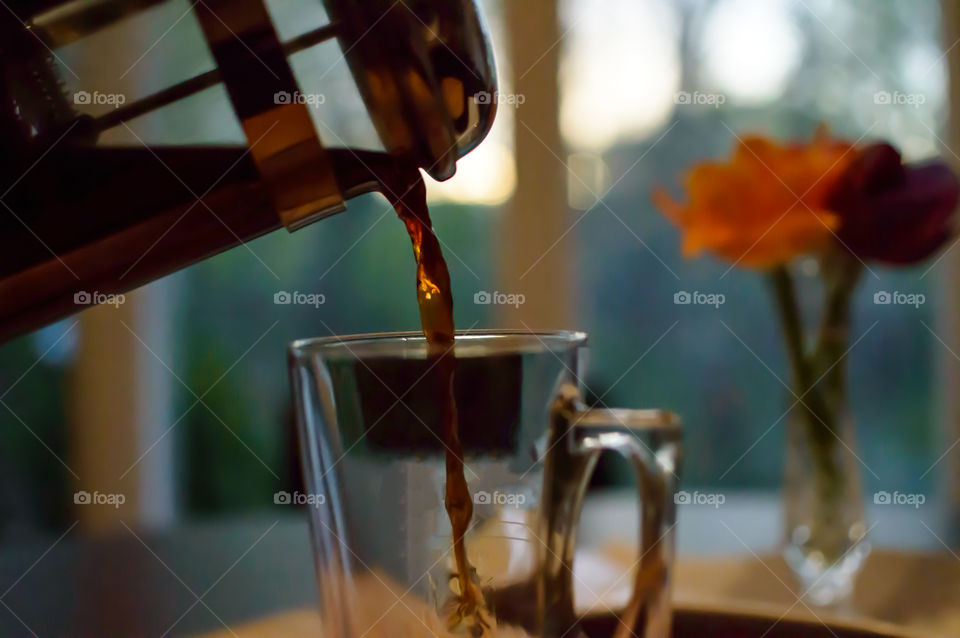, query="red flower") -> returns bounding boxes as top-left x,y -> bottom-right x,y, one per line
828,143 -> 959,264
